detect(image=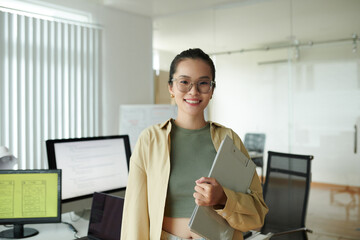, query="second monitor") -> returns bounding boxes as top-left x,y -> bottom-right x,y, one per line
0,169 -> 61,238
46,135 -> 131,210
